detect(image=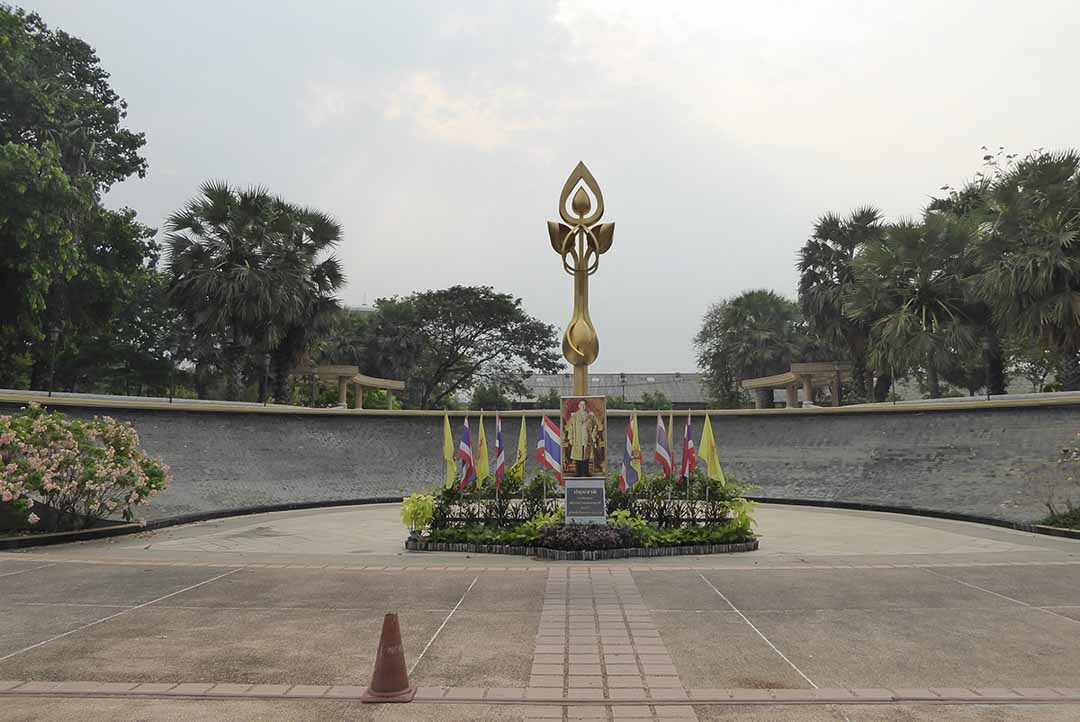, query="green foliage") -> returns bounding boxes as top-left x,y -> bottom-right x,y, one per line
533,388 -> 562,409
469,383 -> 512,411
970,150 -> 1080,389
0,404 -> 169,531
638,391 -> 673,410
362,286 -> 563,409
695,290 -> 814,408
797,207 -> 884,401
164,181 -> 345,401
401,493 -> 435,534
845,216 -> 975,398
0,141 -> 84,384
